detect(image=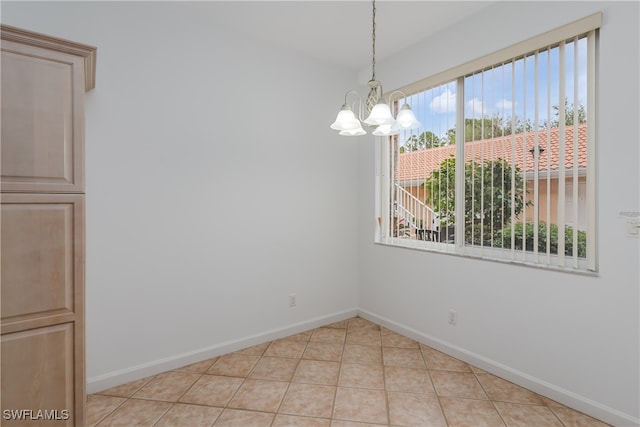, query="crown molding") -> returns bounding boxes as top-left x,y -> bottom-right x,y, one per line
1,24 -> 97,91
